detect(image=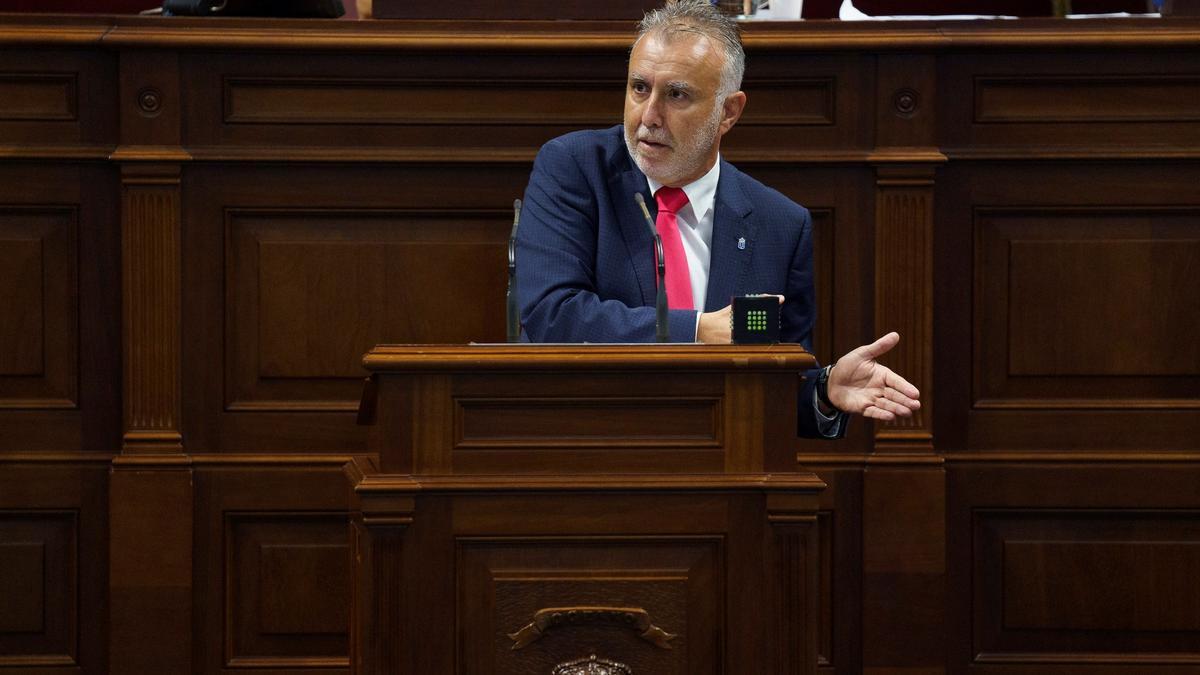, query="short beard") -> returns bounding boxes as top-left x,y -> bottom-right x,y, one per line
625,98 -> 724,186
